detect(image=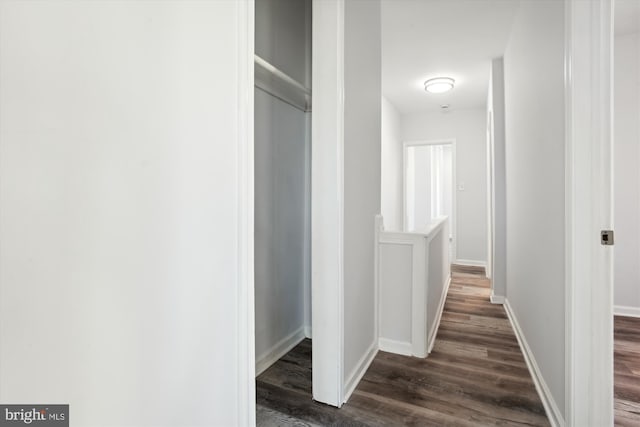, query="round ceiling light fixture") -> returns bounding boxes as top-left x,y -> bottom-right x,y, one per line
424,77 -> 455,94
